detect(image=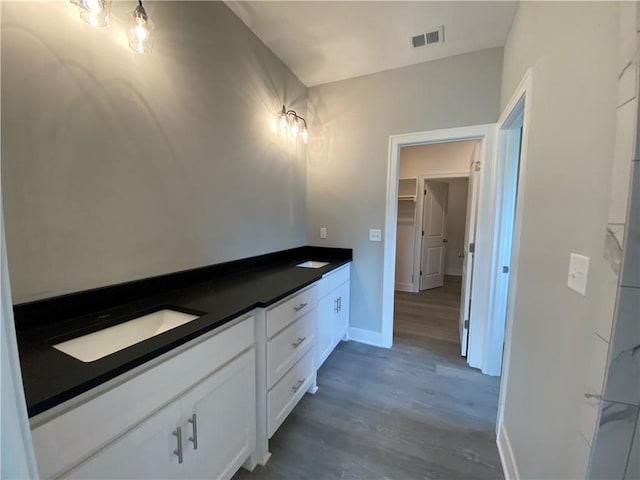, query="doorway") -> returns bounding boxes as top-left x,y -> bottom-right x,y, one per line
394,140 -> 479,357
383,125 -> 495,372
